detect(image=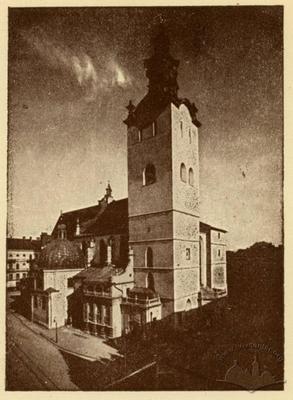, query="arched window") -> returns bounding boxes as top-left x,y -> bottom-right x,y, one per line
188,168 -> 194,186
180,163 -> 187,182
143,163 -> 156,186
147,272 -> 155,291
145,247 -> 153,268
